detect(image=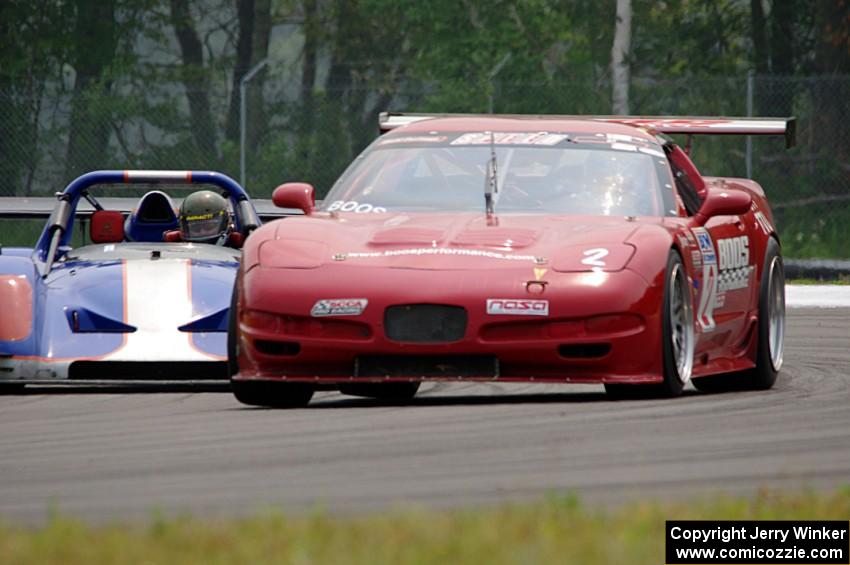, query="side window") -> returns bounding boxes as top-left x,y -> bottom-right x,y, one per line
664,144 -> 704,216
